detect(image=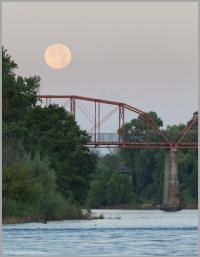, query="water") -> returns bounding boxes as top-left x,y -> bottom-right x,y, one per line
2,209 -> 198,256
